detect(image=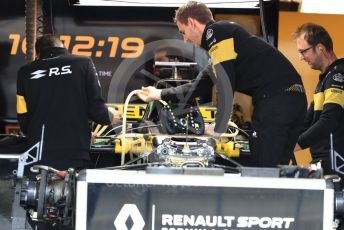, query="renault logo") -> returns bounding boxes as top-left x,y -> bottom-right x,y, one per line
30,70 -> 46,79
114,204 -> 145,230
